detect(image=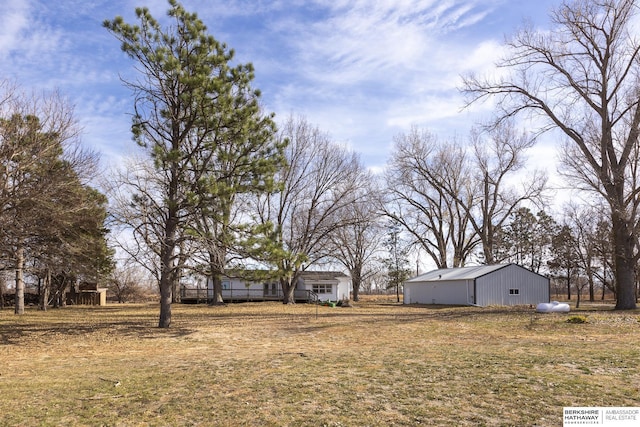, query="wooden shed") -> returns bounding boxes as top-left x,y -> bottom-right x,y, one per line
403,264 -> 549,307
66,282 -> 108,306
